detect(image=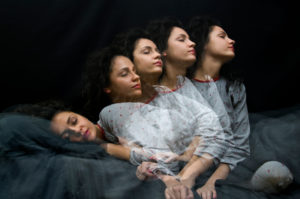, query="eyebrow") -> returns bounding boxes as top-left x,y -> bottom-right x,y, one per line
218,30 -> 227,35
141,46 -> 152,51
118,67 -> 134,75
179,34 -> 187,37
67,116 -> 71,124
119,67 -> 130,71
